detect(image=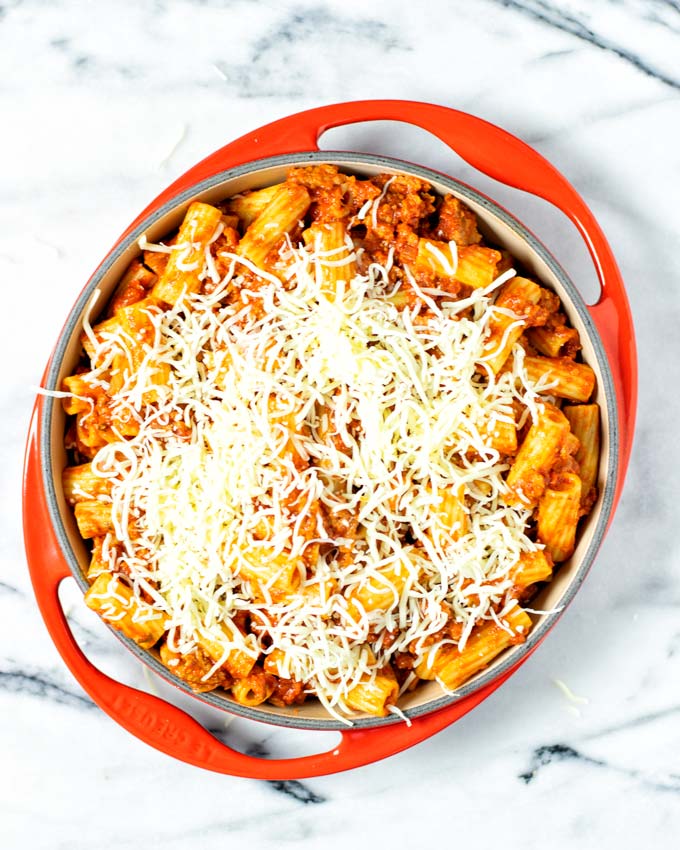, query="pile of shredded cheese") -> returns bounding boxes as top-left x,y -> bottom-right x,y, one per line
84,229 -> 547,721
